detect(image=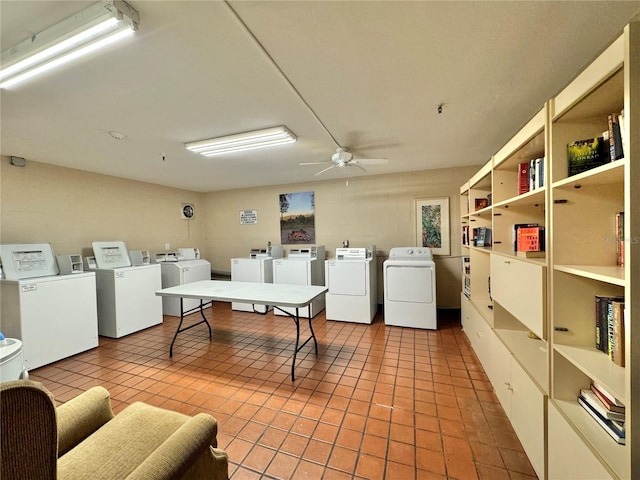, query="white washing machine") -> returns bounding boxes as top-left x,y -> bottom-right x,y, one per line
0,243 -> 98,370
273,246 -> 325,319
383,247 -> 437,329
158,248 -> 211,316
231,245 -> 283,313
325,246 -> 377,324
90,241 -> 163,338
0,336 -> 28,381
